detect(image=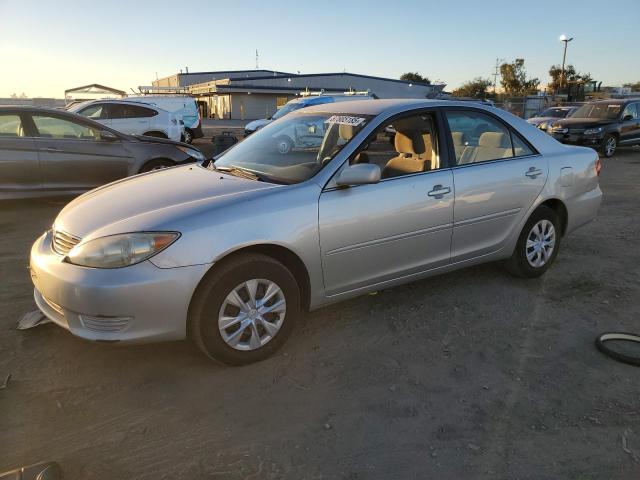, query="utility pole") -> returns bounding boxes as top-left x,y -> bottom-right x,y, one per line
255,50 -> 259,69
492,58 -> 504,95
